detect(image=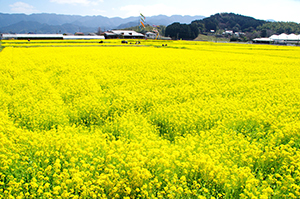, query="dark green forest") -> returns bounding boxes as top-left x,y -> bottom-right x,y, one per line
193,13 -> 266,33
165,23 -> 199,40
